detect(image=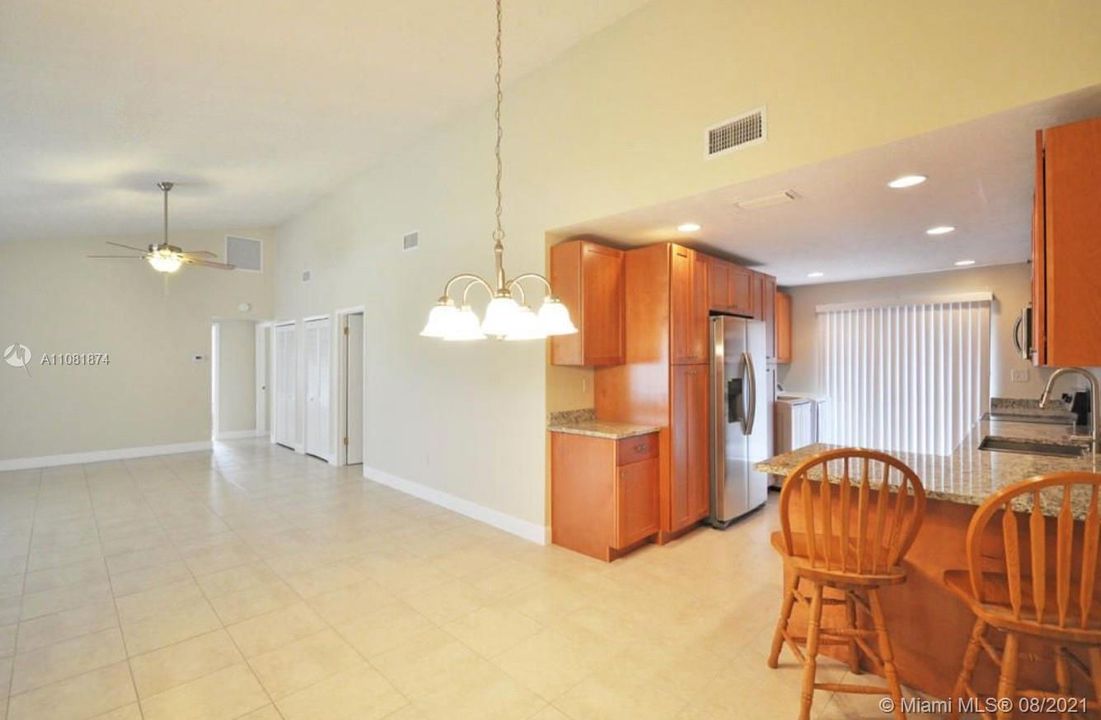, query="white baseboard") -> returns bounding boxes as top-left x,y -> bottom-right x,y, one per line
214,429 -> 263,441
363,465 -> 549,545
0,440 -> 213,472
